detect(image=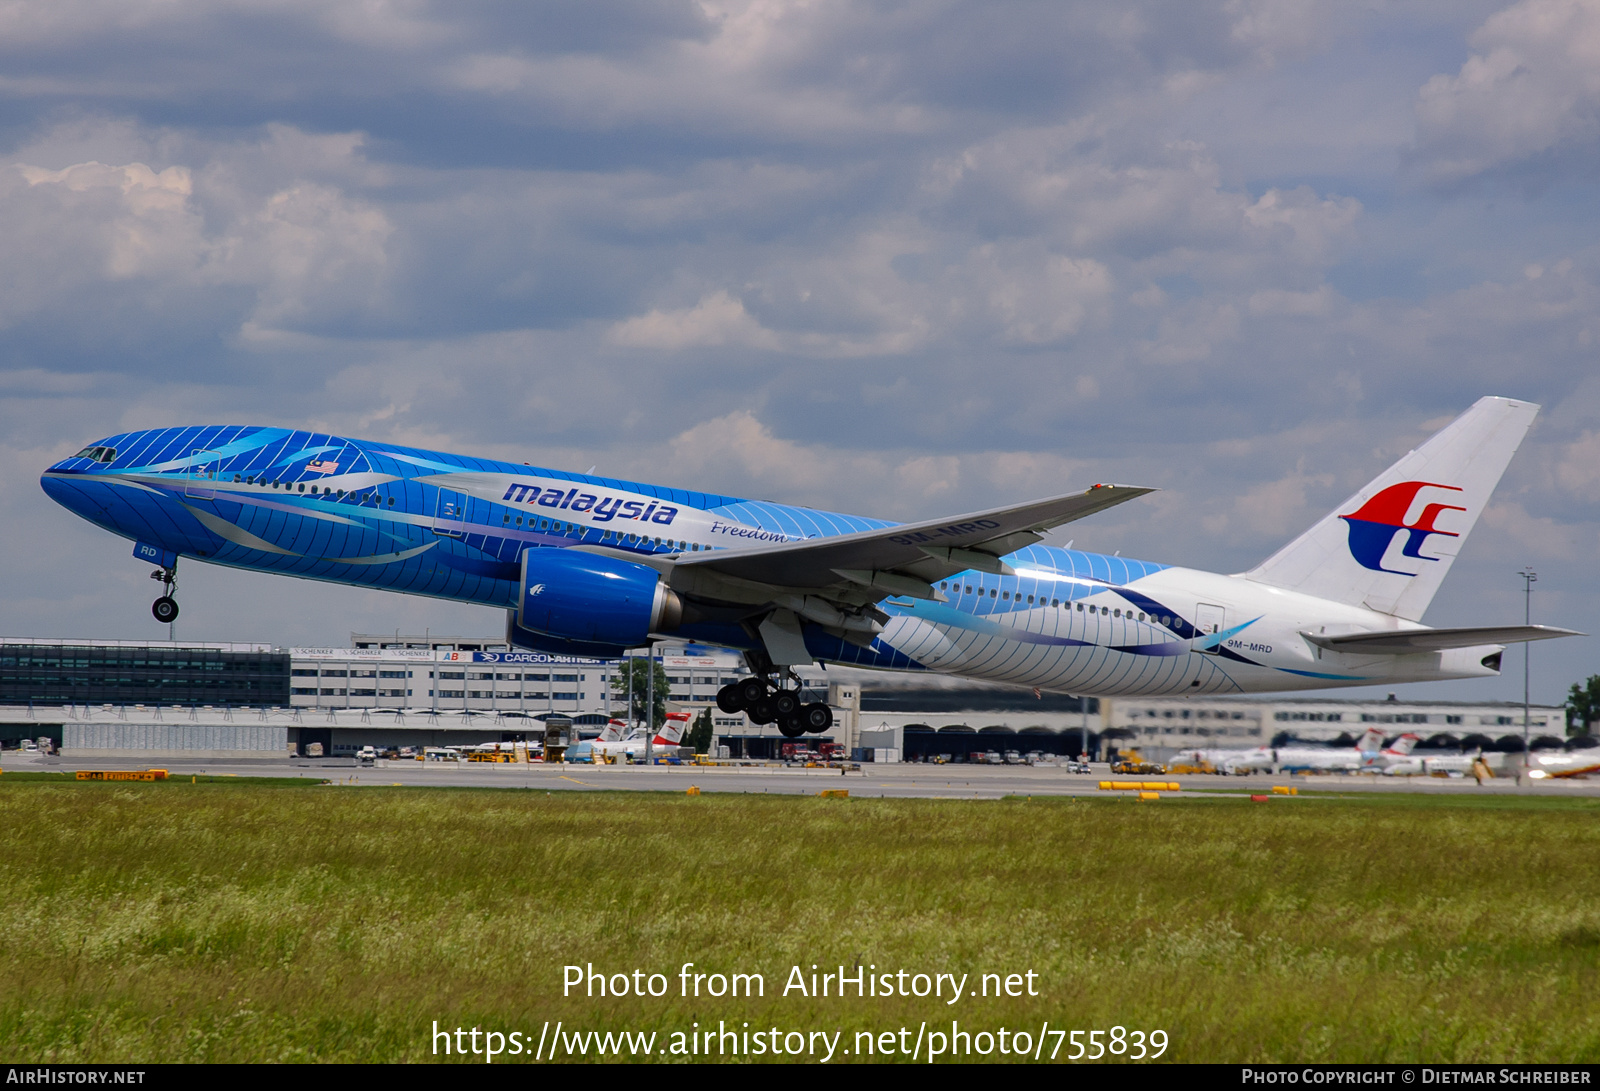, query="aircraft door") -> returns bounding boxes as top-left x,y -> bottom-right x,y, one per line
433,488 -> 467,537
1195,603 -> 1226,653
184,450 -> 220,499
